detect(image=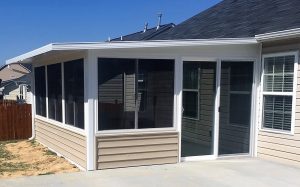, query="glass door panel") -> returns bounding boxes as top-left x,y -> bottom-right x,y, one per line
181,61 -> 216,157
218,61 -> 253,155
